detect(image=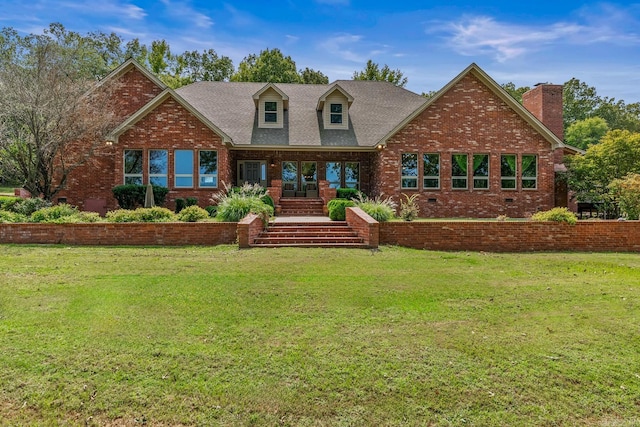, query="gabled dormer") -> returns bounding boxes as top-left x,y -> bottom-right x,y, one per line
317,84 -> 354,130
253,83 -> 288,129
